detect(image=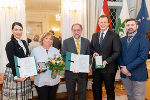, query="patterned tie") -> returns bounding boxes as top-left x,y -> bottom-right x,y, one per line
127,36 -> 133,47
76,40 -> 80,54
99,33 -> 104,47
